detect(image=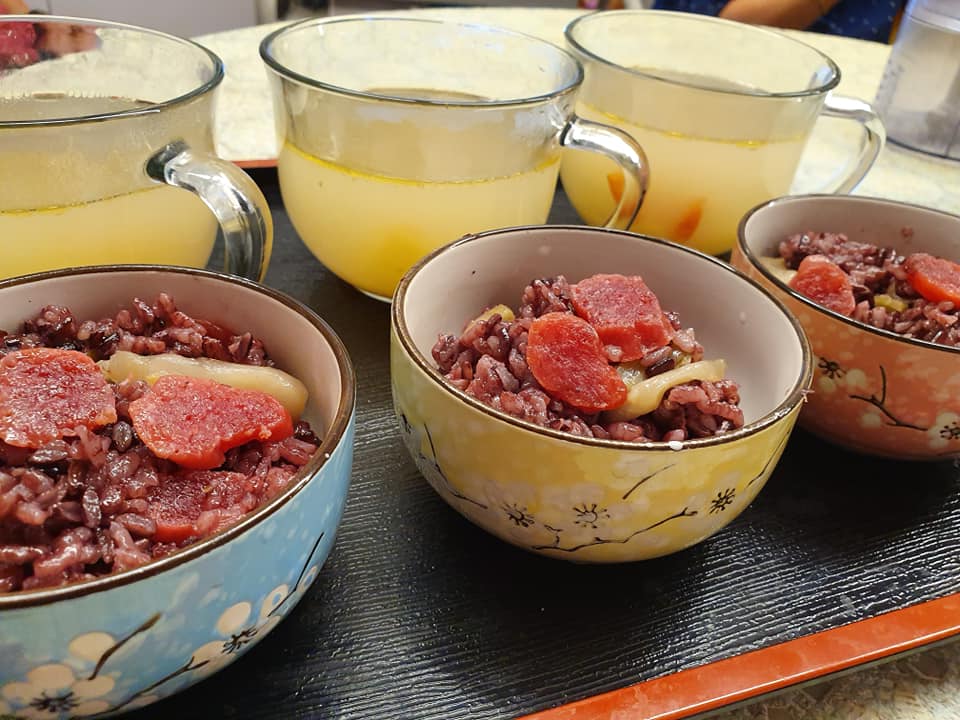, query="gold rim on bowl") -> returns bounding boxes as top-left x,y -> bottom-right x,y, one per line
0,265 -> 356,610
393,225 -> 814,453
